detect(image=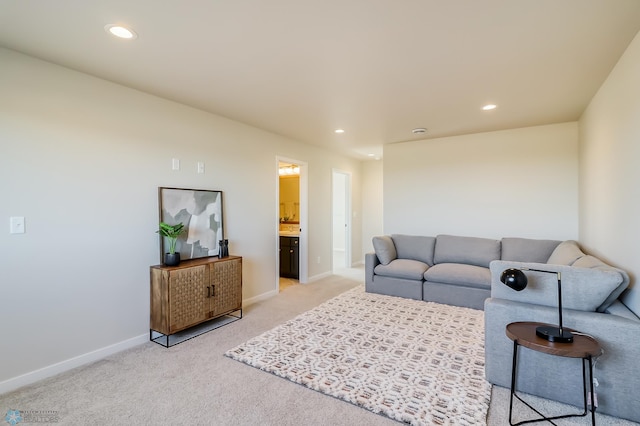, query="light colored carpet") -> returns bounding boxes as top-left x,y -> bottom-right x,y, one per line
1,268 -> 637,425
226,285 -> 490,425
